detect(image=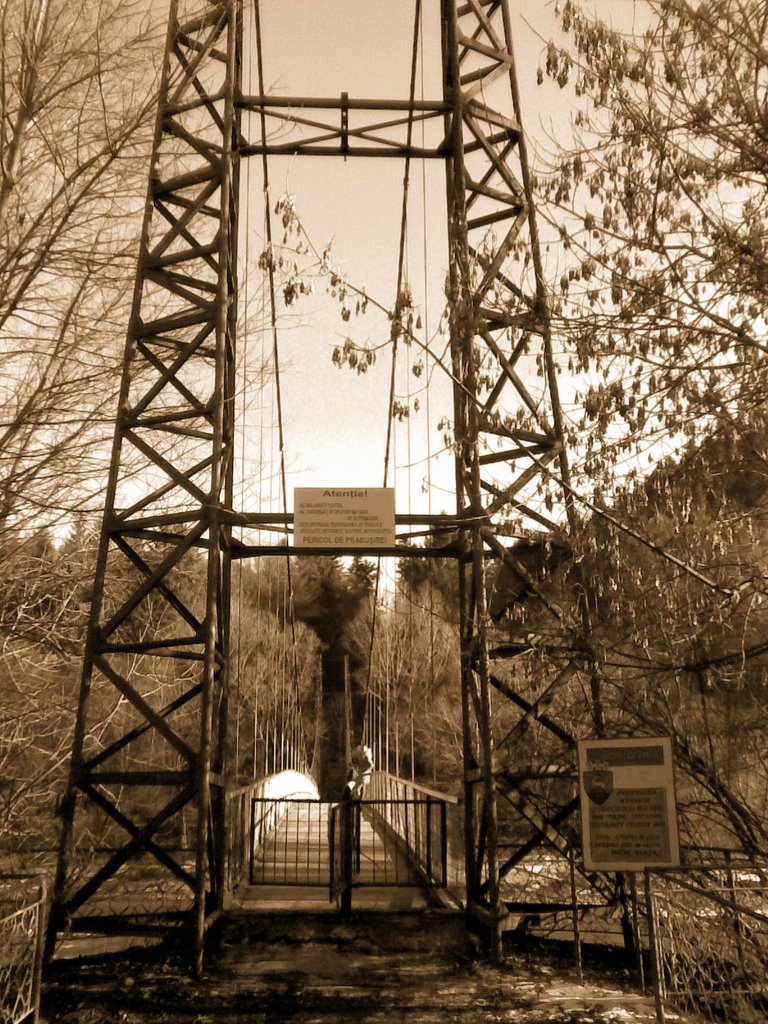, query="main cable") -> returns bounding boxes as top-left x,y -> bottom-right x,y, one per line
364,0 -> 424,770
253,0 -> 306,774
